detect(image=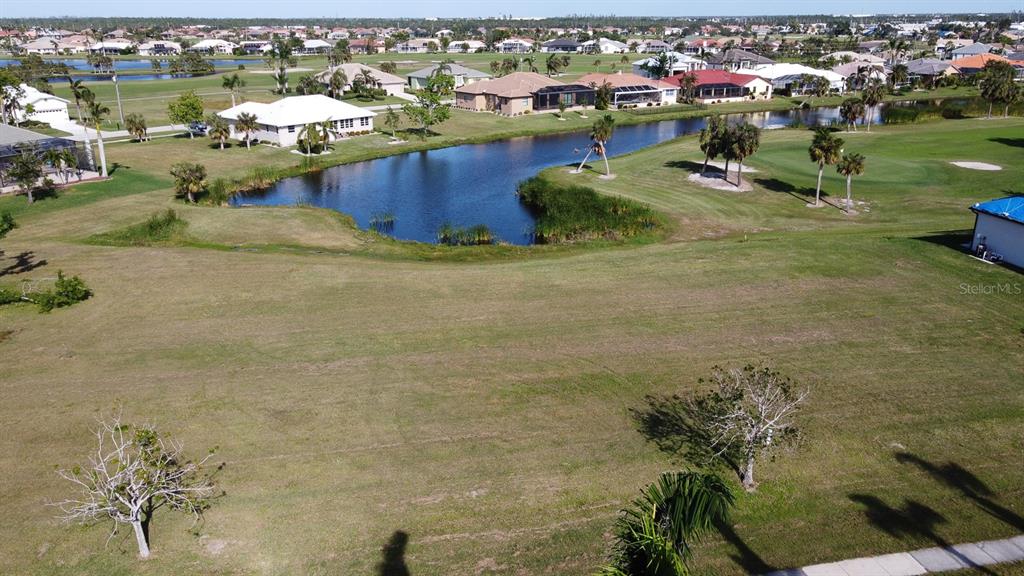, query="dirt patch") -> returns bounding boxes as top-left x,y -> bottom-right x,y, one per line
687,172 -> 752,192
950,161 -> 1002,171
